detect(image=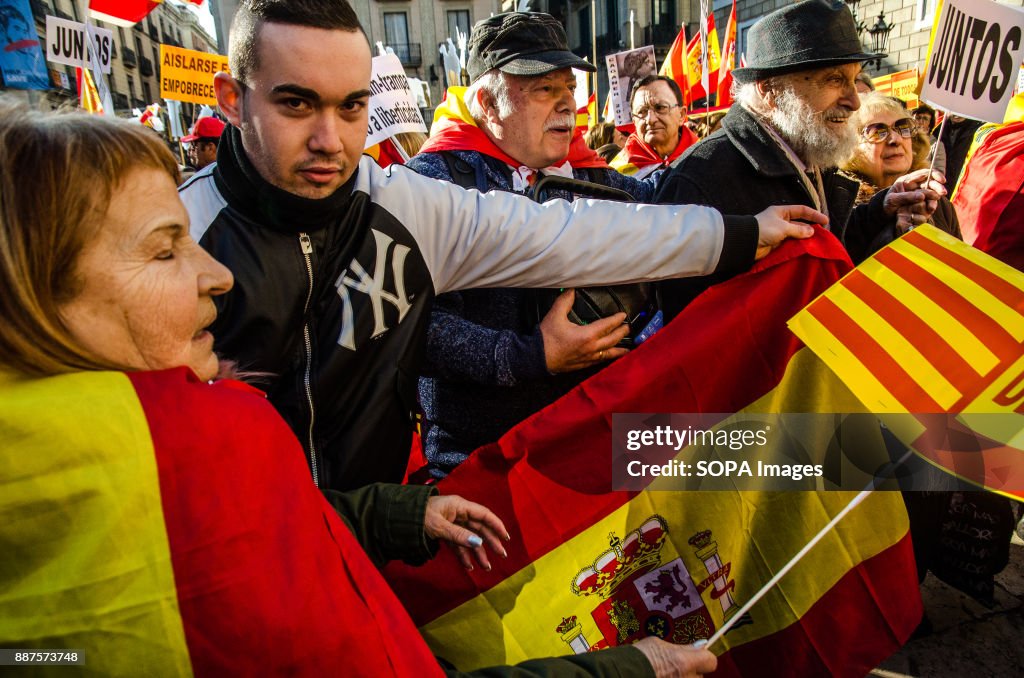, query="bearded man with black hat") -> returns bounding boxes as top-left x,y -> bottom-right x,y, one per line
655,0 -> 946,317
407,12 -> 666,478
